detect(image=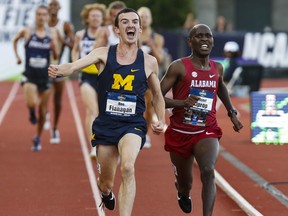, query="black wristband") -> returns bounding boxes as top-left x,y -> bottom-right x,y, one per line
228,109 -> 237,117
